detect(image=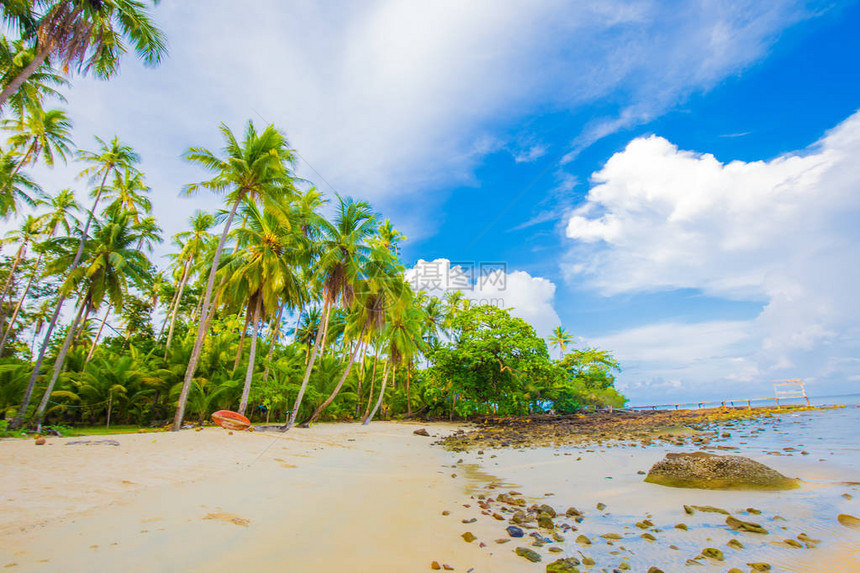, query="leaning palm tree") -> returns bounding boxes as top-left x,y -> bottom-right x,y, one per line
160,211 -> 214,351
172,121 -> 297,431
12,136 -> 140,429
549,326 -> 573,360
307,246 -> 406,425
364,290 -> 423,424
0,189 -> 78,354
0,37 -> 68,120
0,214 -> 44,324
33,211 -> 150,427
0,0 -> 167,108
284,197 -> 376,430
